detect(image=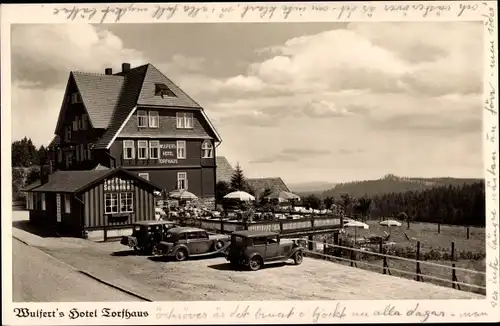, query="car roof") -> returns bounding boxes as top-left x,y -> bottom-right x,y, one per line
232,230 -> 279,238
167,226 -> 205,234
134,220 -> 175,226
